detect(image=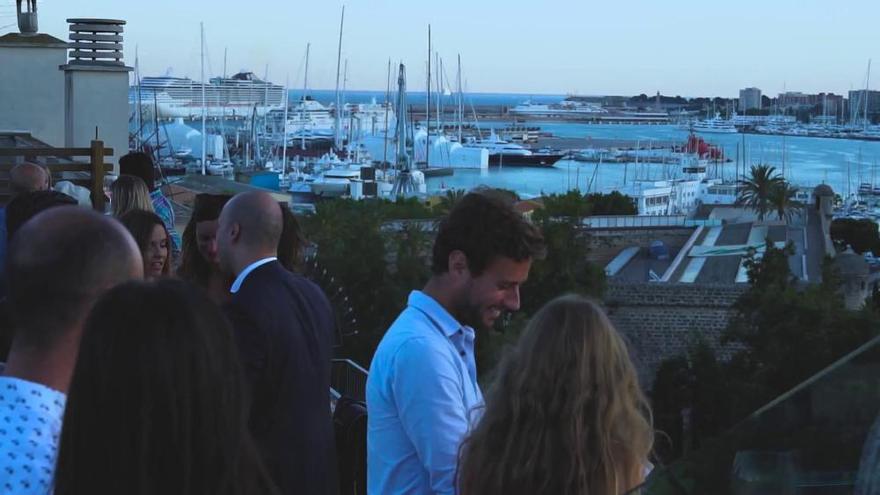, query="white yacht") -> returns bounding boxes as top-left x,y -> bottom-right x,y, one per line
464,133 -> 565,167
465,134 -> 532,156
692,113 -> 738,134
284,98 -> 336,140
